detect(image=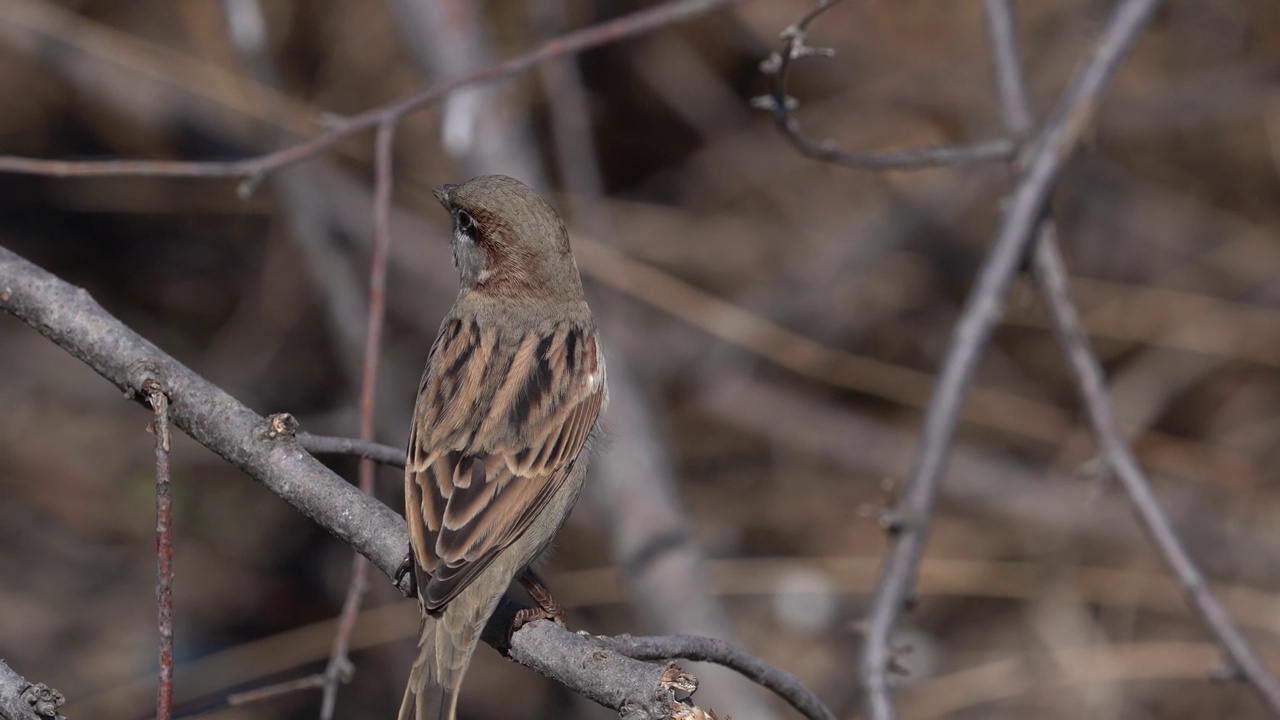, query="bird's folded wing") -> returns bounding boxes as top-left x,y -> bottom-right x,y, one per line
405,318 -> 605,612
